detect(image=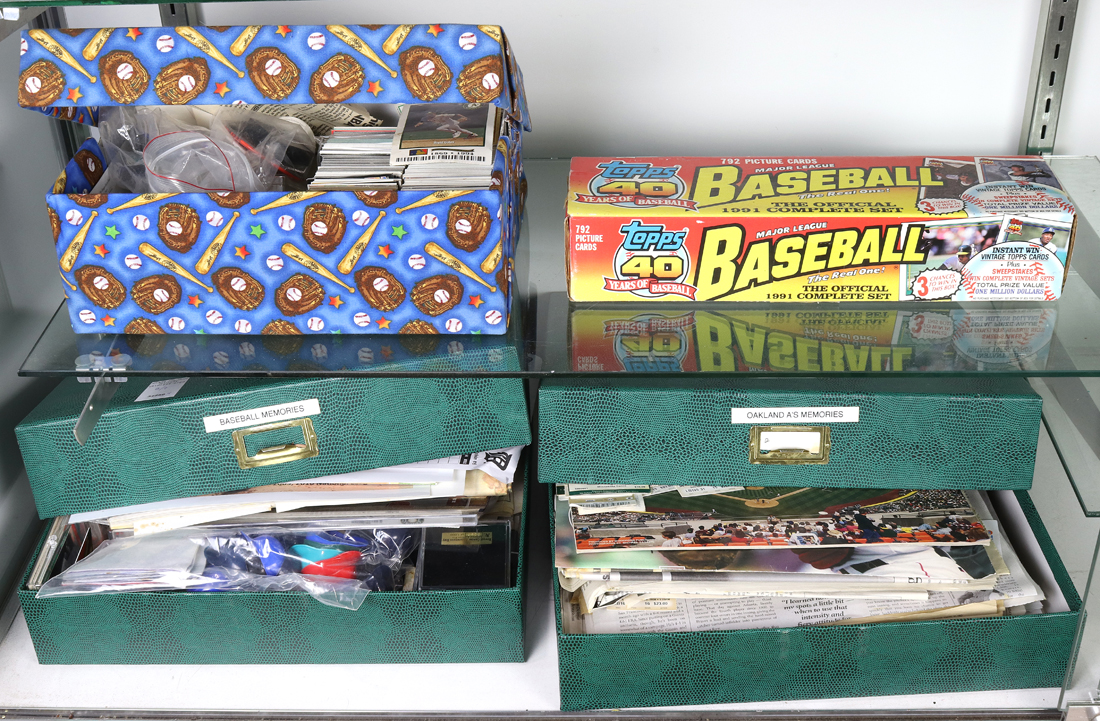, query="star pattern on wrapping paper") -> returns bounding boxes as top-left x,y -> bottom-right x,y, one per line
376,317 -> 391,330
215,82 -> 231,98
188,295 -> 203,307
380,345 -> 394,359
234,245 -> 250,259
276,25 -> 292,37
391,225 -> 407,239
126,28 -> 142,40
328,295 -> 344,309
194,328 -> 206,334
104,225 -> 120,239
468,294 -> 484,308
427,24 -> 444,37
67,87 -> 83,103
249,224 -> 265,238
101,315 -> 115,326
377,244 -> 394,258
93,244 -> 109,257
472,330 -> 482,334
367,80 -> 383,97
